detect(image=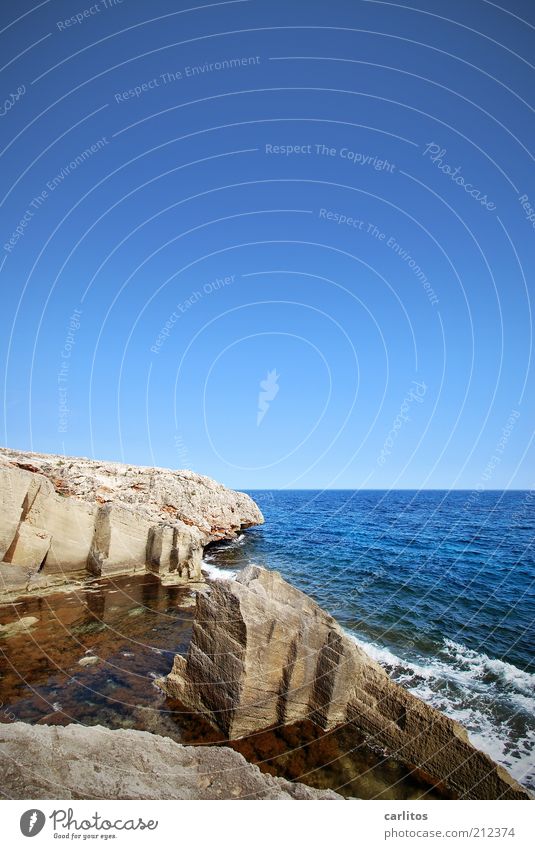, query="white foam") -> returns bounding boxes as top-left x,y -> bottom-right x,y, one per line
201,561 -> 237,581
346,630 -> 535,788
442,639 -> 535,697
351,633 -> 535,707
350,634 -> 406,669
